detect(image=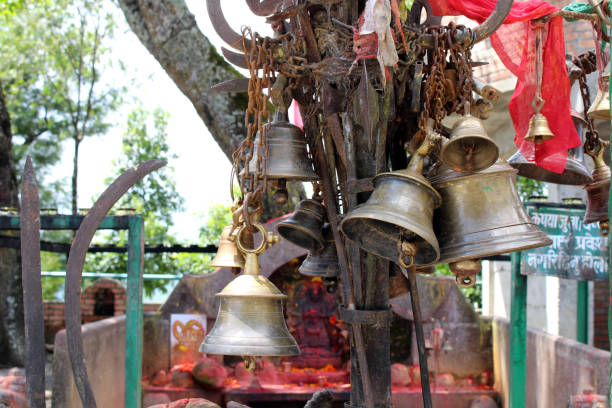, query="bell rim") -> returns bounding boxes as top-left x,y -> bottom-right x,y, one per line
373,169 -> 442,208
437,225 -> 552,265
429,160 -> 517,186
509,151 -> 593,186
340,213 -> 440,265
199,343 -> 301,356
